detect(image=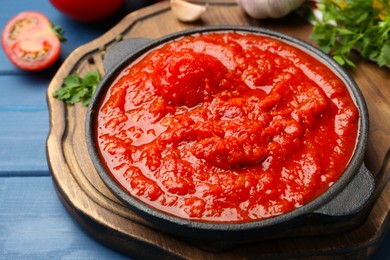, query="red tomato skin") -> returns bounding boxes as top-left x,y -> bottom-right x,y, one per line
2,11 -> 61,71
49,0 -> 125,22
